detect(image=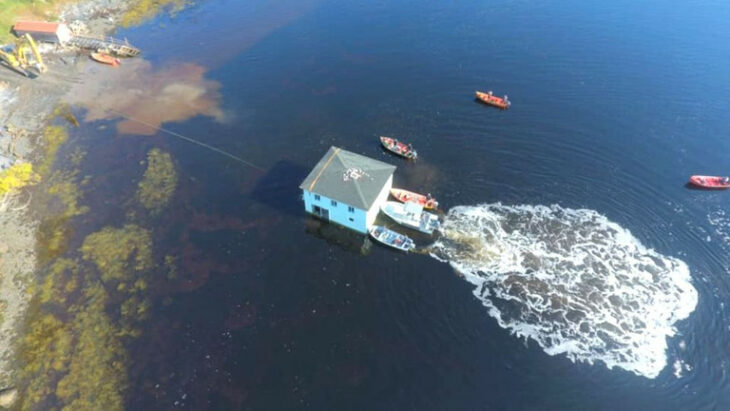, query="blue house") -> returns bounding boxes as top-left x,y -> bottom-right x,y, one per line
300,147 -> 396,234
